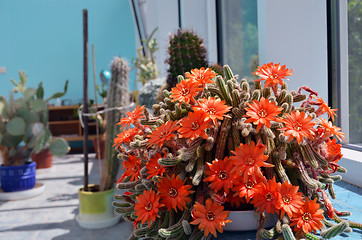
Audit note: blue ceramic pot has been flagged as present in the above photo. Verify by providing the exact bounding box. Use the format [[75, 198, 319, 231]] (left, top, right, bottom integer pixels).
[[0, 162, 36, 192]]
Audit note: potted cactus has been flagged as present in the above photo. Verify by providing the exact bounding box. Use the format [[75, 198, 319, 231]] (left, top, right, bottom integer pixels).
[[111, 64, 362, 239], [0, 71, 70, 192], [77, 56, 130, 229]]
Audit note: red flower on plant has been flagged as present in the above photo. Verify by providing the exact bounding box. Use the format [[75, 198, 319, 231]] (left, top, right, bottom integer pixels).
[[252, 177, 280, 214], [204, 157, 236, 193], [113, 128, 142, 148], [116, 105, 145, 130], [157, 174, 194, 212], [178, 109, 210, 140], [318, 118, 346, 142], [325, 138, 343, 163], [276, 181, 304, 218], [253, 62, 294, 87], [134, 189, 164, 227], [185, 67, 216, 86], [312, 96, 338, 121], [194, 97, 231, 125], [233, 175, 265, 202], [226, 193, 246, 208], [170, 79, 203, 106], [290, 198, 324, 234], [190, 198, 231, 238], [279, 111, 315, 143], [117, 154, 141, 183], [244, 97, 283, 132], [146, 153, 165, 179], [147, 121, 179, 148], [230, 141, 273, 182]]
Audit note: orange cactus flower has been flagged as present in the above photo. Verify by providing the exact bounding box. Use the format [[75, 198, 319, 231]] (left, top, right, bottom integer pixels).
[[318, 118, 346, 142], [253, 62, 294, 87], [113, 128, 142, 148], [178, 109, 210, 140], [325, 138, 343, 163], [204, 157, 236, 194], [276, 181, 304, 218], [116, 105, 145, 130], [134, 189, 164, 227], [279, 111, 316, 143], [185, 67, 216, 86], [233, 175, 265, 202], [170, 79, 203, 106], [194, 97, 231, 125], [147, 121, 179, 148], [190, 198, 231, 238], [252, 177, 281, 214], [146, 153, 165, 179], [312, 96, 338, 121], [290, 198, 324, 234], [157, 174, 194, 212], [117, 154, 141, 183], [244, 97, 283, 132], [230, 141, 273, 182]]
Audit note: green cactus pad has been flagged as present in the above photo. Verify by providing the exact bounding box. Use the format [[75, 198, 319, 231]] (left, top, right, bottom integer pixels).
[[30, 99, 46, 112], [6, 117, 26, 136], [48, 138, 70, 156]]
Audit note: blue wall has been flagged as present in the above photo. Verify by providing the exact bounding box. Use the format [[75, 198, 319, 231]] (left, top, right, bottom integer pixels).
[[0, 0, 136, 104]]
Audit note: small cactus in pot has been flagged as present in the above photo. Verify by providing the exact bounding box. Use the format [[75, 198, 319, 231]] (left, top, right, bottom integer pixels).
[[0, 71, 69, 167]]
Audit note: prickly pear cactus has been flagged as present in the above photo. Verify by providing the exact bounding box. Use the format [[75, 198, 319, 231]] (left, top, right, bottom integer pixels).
[[111, 63, 361, 239], [100, 57, 130, 191], [0, 71, 69, 166], [165, 29, 208, 90]]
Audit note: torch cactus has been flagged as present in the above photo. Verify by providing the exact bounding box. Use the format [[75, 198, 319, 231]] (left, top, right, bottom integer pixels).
[[0, 71, 69, 166], [112, 63, 360, 239], [100, 56, 130, 191]]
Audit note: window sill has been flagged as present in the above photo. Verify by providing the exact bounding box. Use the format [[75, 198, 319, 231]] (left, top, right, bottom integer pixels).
[[340, 148, 362, 188]]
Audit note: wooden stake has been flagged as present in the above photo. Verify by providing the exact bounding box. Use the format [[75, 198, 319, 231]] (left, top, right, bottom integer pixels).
[[83, 9, 89, 192]]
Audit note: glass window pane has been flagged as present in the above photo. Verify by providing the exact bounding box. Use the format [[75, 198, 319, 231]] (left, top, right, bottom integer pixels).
[[220, 0, 258, 80], [348, 1, 362, 144]]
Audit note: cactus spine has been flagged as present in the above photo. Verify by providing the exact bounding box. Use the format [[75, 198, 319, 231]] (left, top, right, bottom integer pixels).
[[100, 57, 130, 191]]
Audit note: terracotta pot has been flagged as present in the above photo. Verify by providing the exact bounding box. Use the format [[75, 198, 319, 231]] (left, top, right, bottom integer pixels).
[[92, 138, 105, 160], [31, 149, 53, 169]]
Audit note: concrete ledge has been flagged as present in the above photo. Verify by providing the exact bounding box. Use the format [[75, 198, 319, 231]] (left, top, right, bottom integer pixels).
[[340, 148, 362, 188]]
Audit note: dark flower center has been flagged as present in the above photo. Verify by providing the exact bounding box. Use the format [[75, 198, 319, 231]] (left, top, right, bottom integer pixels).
[[265, 192, 274, 202], [244, 155, 255, 165], [168, 187, 178, 198], [207, 108, 216, 115], [190, 122, 200, 130], [159, 131, 169, 138], [293, 122, 302, 131], [245, 180, 255, 189], [218, 170, 228, 180], [181, 88, 190, 96], [145, 202, 153, 211], [302, 212, 312, 222], [258, 109, 267, 118], [282, 194, 292, 204], [132, 166, 138, 172], [206, 211, 215, 221], [270, 74, 279, 80]]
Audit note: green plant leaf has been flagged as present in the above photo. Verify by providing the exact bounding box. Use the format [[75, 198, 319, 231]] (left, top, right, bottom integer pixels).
[[1, 134, 23, 147], [45, 80, 68, 102], [30, 99, 46, 112], [32, 122, 44, 136], [16, 106, 30, 120], [24, 88, 36, 101], [49, 138, 69, 156], [6, 117, 26, 136], [33, 128, 51, 153], [36, 82, 44, 99]]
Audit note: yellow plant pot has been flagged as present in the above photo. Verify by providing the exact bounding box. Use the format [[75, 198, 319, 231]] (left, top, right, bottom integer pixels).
[[78, 184, 114, 222]]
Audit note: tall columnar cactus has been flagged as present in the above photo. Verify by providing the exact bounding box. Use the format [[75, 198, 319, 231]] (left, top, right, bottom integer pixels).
[[100, 57, 130, 191], [165, 29, 208, 90], [0, 71, 69, 166], [112, 64, 360, 239]]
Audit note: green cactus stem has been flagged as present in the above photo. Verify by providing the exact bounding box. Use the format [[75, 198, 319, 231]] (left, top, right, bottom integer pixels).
[[282, 224, 296, 240], [320, 221, 349, 239], [100, 57, 130, 191]]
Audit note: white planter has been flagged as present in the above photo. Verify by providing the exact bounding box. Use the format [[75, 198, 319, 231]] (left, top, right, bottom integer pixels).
[[224, 210, 276, 231]]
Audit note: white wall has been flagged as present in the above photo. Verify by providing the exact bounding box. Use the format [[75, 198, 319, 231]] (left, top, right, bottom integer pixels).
[[137, 0, 217, 78], [257, 0, 328, 102]]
